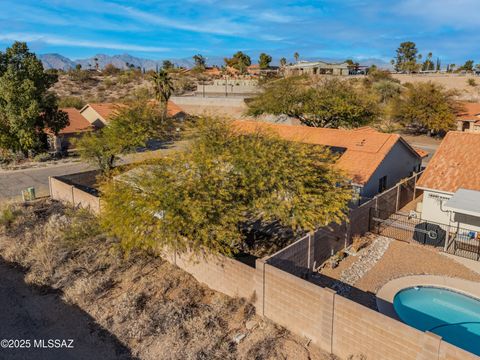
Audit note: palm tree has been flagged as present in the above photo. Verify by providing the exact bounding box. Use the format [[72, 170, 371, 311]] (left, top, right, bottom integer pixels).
[[150, 70, 174, 115], [279, 57, 287, 67], [294, 52, 299, 63]]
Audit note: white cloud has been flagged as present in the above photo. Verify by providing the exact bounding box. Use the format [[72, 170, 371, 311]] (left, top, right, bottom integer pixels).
[[119, 6, 256, 36], [0, 33, 170, 52]]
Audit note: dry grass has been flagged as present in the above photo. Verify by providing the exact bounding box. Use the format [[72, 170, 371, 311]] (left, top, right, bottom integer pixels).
[[0, 199, 334, 360]]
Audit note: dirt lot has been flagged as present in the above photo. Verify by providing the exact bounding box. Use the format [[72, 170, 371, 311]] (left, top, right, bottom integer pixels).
[[392, 73, 480, 101], [0, 200, 334, 360]]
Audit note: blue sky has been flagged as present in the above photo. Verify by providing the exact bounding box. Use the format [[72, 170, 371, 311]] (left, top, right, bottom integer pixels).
[[1, 0, 479, 64]]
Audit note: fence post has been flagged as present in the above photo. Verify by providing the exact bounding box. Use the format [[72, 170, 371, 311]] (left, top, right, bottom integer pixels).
[[413, 173, 417, 200], [395, 184, 400, 212], [71, 185, 75, 206], [307, 233, 312, 270]]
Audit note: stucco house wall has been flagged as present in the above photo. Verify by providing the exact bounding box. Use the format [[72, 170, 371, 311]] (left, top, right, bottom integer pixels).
[[361, 141, 422, 199], [421, 189, 480, 232], [80, 107, 107, 128]]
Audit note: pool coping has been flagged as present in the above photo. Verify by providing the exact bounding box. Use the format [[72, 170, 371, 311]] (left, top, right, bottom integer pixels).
[[376, 275, 480, 320]]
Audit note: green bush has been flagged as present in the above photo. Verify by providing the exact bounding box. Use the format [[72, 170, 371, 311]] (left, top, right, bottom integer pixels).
[[33, 152, 52, 162], [0, 206, 19, 228], [467, 78, 477, 87], [58, 96, 86, 109]]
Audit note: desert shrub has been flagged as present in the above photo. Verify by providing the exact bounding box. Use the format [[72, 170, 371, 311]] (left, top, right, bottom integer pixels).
[[103, 78, 115, 89], [61, 208, 102, 249], [33, 152, 52, 162], [68, 69, 92, 82], [57, 96, 86, 109], [0, 205, 19, 228], [103, 63, 121, 76], [467, 78, 477, 87]]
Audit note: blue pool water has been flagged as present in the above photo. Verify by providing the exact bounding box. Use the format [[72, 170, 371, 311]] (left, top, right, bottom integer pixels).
[[394, 286, 480, 356]]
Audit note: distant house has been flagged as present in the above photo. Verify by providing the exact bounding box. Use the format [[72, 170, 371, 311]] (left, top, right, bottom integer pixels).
[[80, 100, 186, 126], [203, 67, 222, 77], [416, 131, 480, 234], [284, 61, 350, 76], [79, 103, 120, 128], [49, 108, 94, 151], [456, 102, 480, 133], [233, 121, 425, 201]]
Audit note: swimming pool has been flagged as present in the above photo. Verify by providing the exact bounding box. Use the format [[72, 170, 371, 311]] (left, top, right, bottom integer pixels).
[[394, 286, 480, 356]]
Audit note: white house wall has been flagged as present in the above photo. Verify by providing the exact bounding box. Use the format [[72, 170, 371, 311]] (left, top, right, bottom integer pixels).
[[80, 107, 107, 127], [421, 190, 480, 233]]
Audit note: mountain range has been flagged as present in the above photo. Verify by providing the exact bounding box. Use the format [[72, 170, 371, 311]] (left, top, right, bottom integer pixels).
[[39, 53, 390, 71]]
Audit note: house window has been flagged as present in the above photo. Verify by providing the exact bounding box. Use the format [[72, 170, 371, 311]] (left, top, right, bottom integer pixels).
[[378, 176, 387, 193]]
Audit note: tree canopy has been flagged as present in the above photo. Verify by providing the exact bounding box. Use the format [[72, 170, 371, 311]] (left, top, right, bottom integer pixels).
[[392, 82, 460, 133], [224, 51, 251, 73], [247, 76, 379, 128], [0, 41, 68, 153], [100, 118, 352, 256], [75, 100, 175, 174], [259, 53, 272, 69], [193, 54, 206, 69], [394, 41, 419, 73], [150, 69, 174, 106]]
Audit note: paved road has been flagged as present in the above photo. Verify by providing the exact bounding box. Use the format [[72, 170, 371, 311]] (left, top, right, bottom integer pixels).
[[0, 261, 134, 360], [0, 163, 92, 201], [0, 142, 188, 202]]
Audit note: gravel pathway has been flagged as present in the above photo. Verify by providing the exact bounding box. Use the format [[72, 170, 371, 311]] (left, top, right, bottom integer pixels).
[[332, 236, 391, 295]]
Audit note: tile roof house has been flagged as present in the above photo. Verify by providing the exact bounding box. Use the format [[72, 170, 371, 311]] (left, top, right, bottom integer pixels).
[[416, 131, 480, 236], [49, 108, 94, 151], [233, 120, 424, 200], [80, 100, 186, 127], [456, 102, 480, 133], [79, 103, 122, 128]]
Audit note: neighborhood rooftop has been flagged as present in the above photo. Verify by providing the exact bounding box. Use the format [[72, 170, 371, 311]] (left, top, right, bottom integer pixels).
[[232, 120, 423, 185], [57, 108, 93, 134], [416, 131, 480, 193]]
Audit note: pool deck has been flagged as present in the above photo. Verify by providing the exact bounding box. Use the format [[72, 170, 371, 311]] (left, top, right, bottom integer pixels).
[[376, 275, 480, 319]]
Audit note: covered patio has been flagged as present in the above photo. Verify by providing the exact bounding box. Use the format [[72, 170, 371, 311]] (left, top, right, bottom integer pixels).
[[444, 189, 480, 260]]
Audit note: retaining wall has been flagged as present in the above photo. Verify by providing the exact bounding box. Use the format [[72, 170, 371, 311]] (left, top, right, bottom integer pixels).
[[49, 175, 101, 213]]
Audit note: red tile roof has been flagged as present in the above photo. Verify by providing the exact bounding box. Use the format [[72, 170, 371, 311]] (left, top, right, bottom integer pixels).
[[232, 121, 420, 185], [59, 108, 93, 134], [457, 102, 480, 121], [85, 103, 122, 122], [416, 131, 480, 193], [166, 101, 184, 117]]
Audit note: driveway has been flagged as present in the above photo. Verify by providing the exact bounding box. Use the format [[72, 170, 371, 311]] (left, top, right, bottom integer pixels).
[[0, 261, 134, 360], [401, 134, 441, 165]]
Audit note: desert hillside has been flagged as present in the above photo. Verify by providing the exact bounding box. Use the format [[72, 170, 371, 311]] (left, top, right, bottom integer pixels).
[[0, 200, 334, 360], [392, 74, 480, 101], [51, 71, 197, 105]]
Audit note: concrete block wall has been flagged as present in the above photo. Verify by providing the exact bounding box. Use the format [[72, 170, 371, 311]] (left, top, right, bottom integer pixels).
[[168, 252, 257, 301], [262, 262, 335, 352], [257, 262, 478, 360], [333, 294, 434, 360], [49, 176, 101, 214]]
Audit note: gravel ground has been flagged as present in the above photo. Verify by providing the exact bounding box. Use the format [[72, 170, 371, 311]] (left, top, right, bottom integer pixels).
[[355, 240, 480, 293], [319, 236, 480, 309]]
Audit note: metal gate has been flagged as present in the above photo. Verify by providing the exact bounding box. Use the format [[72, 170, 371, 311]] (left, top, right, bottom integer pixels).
[[369, 208, 447, 248]]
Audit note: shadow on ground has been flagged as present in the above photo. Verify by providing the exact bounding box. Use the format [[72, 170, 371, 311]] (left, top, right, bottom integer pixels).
[[0, 260, 137, 360]]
